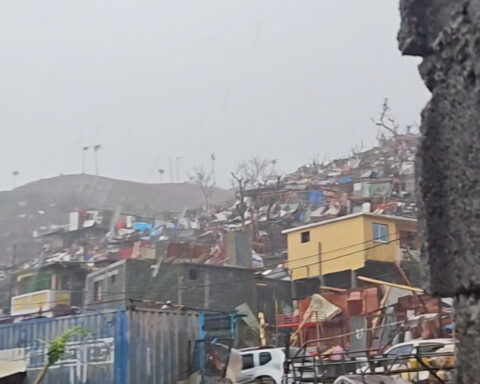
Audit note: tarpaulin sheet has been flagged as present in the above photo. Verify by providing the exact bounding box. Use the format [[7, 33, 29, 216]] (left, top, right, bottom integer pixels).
[[305, 294, 342, 322]]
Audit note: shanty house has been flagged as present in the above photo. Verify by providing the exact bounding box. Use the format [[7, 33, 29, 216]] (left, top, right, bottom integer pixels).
[[283, 213, 418, 285]]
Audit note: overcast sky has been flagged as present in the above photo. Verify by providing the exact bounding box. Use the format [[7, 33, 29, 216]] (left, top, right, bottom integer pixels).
[[0, 0, 429, 190]]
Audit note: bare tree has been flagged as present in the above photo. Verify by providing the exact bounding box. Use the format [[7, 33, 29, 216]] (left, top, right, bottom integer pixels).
[[231, 172, 249, 229], [189, 166, 215, 212], [236, 157, 277, 188], [373, 99, 412, 174]]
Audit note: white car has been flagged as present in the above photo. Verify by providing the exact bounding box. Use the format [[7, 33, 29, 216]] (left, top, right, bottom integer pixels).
[[236, 347, 285, 384], [357, 338, 456, 380], [382, 338, 455, 360]]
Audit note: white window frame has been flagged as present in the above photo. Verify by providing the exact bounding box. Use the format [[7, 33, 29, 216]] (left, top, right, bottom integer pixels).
[[372, 223, 389, 243]]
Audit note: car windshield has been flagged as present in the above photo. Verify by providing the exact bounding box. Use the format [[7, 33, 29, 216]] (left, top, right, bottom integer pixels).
[[386, 344, 414, 358]]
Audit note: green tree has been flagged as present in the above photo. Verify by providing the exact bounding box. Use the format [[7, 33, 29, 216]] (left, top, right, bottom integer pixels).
[[34, 326, 88, 384]]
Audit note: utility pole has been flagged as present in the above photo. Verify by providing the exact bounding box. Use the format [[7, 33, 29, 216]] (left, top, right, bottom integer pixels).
[[158, 169, 165, 183], [93, 144, 102, 176], [82, 146, 89, 174], [175, 156, 182, 182], [169, 158, 173, 182]]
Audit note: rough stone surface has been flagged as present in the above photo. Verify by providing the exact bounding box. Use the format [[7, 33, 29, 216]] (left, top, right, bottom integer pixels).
[[399, 0, 480, 297], [454, 293, 480, 383], [399, 1, 480, 382]]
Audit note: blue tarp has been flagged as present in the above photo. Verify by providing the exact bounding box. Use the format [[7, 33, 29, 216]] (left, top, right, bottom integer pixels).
[[308, 190, 323, 204], [338, 176, 352, 184], [133, 222, 153, 232]]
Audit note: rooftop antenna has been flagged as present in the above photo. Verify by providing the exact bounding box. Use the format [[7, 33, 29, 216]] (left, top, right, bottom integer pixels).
[[93, 144, 102, 176]]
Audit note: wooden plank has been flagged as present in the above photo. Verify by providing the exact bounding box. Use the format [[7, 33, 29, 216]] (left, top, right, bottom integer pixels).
[[370, 286, 391, 339], [320, 285, 348, 293], [357, 276, 424, 293]]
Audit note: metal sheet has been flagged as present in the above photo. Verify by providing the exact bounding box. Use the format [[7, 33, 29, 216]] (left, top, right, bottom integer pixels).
[[0, 309, 199, 384], [0, 310, 126, 384], [127, 309, 199, 384], [349, 316, 367, 357]]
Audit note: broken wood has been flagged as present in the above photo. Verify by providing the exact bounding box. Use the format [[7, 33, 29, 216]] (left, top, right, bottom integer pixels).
[[357, 276, 424, 293], [371, 286, 391, 339], [395, 261, 428, 311]]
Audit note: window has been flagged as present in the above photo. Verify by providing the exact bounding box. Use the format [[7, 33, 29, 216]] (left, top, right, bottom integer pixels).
[[417, 344, 445, 355], [189, 269, 198, 280], [93, 281, 102, 302], [301, 231, 310, 243], [259, 352, 272, 366], [241, 354, 254, 370], [386, 344, 413, 357], [372, 223, 388, 243], [110, 274, 116, 284]]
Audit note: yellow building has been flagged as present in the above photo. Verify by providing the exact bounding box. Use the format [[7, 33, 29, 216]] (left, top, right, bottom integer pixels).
[[282, 213, 418, 281]]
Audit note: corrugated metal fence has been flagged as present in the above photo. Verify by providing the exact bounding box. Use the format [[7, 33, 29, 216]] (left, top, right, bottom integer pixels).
[[0, 309, 199, 384]]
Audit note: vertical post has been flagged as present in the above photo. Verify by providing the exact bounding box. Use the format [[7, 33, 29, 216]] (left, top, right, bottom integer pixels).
[[197, 312, 205, 384], [204, 272, 210, 309], [94, 150, 98, 175], [169, 158, 173, 182], [82, 146, 89, 174], [318, 242, 324, 287], [177, 265, 183, 305], [93, 144, 102, 176], [351, 270, 357, 289], [211, 153, 216, 186]]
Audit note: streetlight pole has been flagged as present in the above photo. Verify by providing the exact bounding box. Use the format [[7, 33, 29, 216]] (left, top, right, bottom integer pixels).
[[158, 169, 165, 183], [93, 144, 102, 176], [82, 146, 89, 174], [12, 171, 19, 189]]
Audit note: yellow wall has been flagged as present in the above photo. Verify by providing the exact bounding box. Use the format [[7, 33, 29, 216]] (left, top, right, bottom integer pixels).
[[364, 216, 398, 262], [287, 216, 366, 280], [287, 215, 417, 280], [364, 217, 417, 262], [11, 290, 70, 315]]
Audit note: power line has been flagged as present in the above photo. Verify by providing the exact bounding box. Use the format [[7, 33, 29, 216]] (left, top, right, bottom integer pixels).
[[10, 239, 417, 305], [259, 231, 403, 271], [287, 237, 402, 272]]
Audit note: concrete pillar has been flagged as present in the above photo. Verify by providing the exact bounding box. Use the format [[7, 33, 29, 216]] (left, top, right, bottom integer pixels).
[[398, 1, 480, 382]]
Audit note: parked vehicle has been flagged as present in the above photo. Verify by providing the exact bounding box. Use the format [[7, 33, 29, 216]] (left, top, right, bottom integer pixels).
[[383, 338, 455, 359], [237, 347, 285, 384], [357, 338, 456, 380]]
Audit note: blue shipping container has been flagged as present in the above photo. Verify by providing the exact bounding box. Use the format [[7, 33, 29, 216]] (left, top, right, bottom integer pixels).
[[0, 309, 199, 384]]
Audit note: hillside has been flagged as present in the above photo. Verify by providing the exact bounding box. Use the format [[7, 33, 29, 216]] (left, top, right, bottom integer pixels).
[[0, 174, 233, 264]]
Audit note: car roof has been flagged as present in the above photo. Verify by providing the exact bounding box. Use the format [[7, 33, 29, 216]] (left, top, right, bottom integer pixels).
[[385, 338, 456, 351], [239, 347, 284, 354]]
